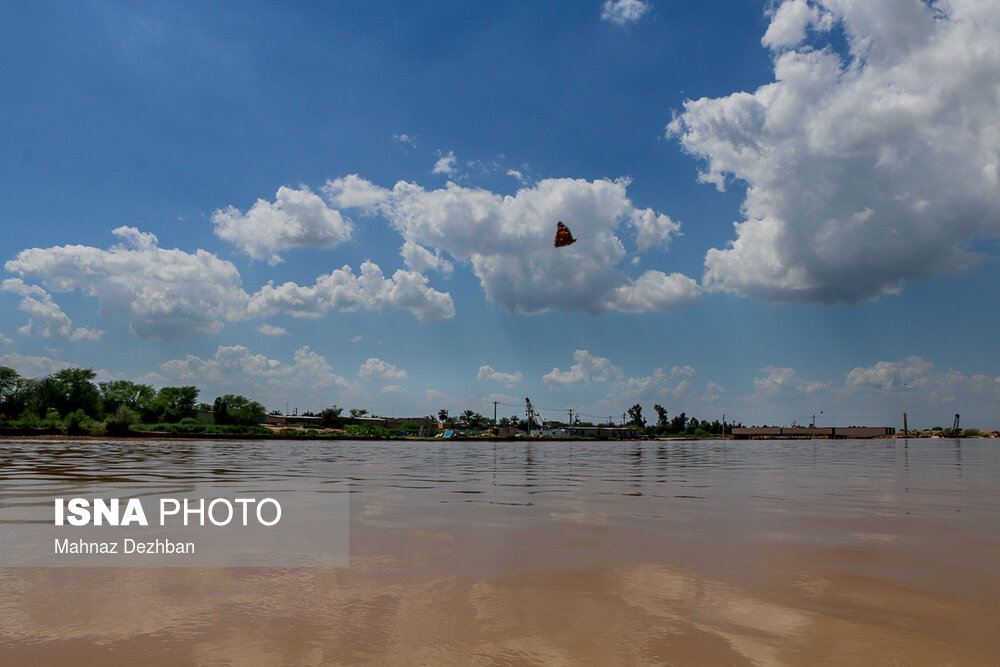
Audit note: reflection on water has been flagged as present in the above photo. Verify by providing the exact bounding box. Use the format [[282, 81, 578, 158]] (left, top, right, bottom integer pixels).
[[2, 437, 999, 665]]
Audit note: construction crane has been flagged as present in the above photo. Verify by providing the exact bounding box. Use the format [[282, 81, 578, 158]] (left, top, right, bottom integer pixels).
[[525, 398, 540, 434]]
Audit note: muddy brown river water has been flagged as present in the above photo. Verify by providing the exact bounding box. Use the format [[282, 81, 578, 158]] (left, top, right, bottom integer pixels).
[[1, 437, 998, 665]]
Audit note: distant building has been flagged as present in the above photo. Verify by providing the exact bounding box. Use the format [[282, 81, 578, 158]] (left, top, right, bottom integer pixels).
[[383, 416, 435, 431], [731, 426, 895, 439], [265, 414, 321, 426], [565, 426, 640, 439]]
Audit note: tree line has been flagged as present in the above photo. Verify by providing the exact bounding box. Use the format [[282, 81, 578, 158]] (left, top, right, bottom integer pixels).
[[0, 366, 266, 435], [626, 403, 737, 437], [0, 366, 737, 439]]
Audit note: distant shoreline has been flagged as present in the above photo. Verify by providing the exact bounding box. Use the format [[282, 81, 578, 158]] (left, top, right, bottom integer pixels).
[[1, 430, 995, 442]]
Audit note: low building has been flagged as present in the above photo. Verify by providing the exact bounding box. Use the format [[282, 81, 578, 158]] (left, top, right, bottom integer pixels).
[[566, 426, 640, 439], [383, 416, 436, 431], [265, 414, 321, 426], [731, 426, 895, 440]]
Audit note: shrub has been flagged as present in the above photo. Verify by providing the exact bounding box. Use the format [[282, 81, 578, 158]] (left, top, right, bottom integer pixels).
[[106, 406, 141, 435], [43, 409, 63, 429], [64, 409, 92, 435], [13, 410, 42, 429]]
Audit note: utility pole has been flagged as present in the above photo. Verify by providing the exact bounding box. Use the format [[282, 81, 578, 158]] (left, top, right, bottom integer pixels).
[[493, 401, 498, 424], [903, 412, 908, 436]]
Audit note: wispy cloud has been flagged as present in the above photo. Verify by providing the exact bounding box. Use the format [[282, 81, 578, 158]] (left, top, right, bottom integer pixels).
[[601, 0, 652, 26], [257, 324, 288, 336], [477, 365, 523, 384], [432, 150, 458, 175]]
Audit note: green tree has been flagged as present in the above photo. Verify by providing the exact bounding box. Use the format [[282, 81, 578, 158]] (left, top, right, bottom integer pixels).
[[670, 412, 687, 434], [319, 406, 344, 428], [627, 404, 646, 429], [653, 404, 669, 429], [400, 420, 421, 434], [213, 394, 266, 426], [438, 408, 450, 423], [39, 368, 101, 418], [458, 410, 484, 429], [148, 386, 200, 423], [350, 408, 369, 419], [99, 380, 155, 416], [0, 366, 25, 418], [13, 378, 43, 418]]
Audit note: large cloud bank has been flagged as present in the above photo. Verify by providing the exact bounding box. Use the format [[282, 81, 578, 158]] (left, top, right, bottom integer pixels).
[[4, 227, 453, 340], [669, 0, 1000, 303], [325, 176, 700, 315]]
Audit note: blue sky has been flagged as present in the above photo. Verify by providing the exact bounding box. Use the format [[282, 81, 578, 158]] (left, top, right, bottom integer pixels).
[[2, 0, 999, 429]]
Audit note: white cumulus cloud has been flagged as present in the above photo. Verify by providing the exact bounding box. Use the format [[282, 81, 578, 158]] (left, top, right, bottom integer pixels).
[[477, 365, 523, 384], [669, 0, 1000, 304], [160, 345, 289, 384], [358, 357, 407, 381], [247, 261, 454, 322], [543, 350, 624, 391], [324, 175, 696, 315], [257, 323, 289, 336], [160, 345, 349, 395], [0, 352, 85, 378], [761, 0, 833, 49], [754, 366, 829, 394], [5, 227, 248, 341], [401, 241, 454, 275], [2, 278, 103, 341], [845, 356, 1000, 408], [846, 356, 935, 391], [601, 0, 652, 26], [211, 186, 352, 265], [432, 151, 458, 175], [5, 227, 452, 340]]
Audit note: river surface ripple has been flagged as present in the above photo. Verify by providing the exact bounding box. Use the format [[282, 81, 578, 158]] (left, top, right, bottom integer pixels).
[[1, 437, 998, 665]]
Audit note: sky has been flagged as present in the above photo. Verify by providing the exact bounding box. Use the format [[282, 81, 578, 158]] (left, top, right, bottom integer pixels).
[[2, 0, 999, 429]]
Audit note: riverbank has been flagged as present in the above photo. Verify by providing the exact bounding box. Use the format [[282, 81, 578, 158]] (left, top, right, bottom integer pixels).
[[2, 427, 997, 442]]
